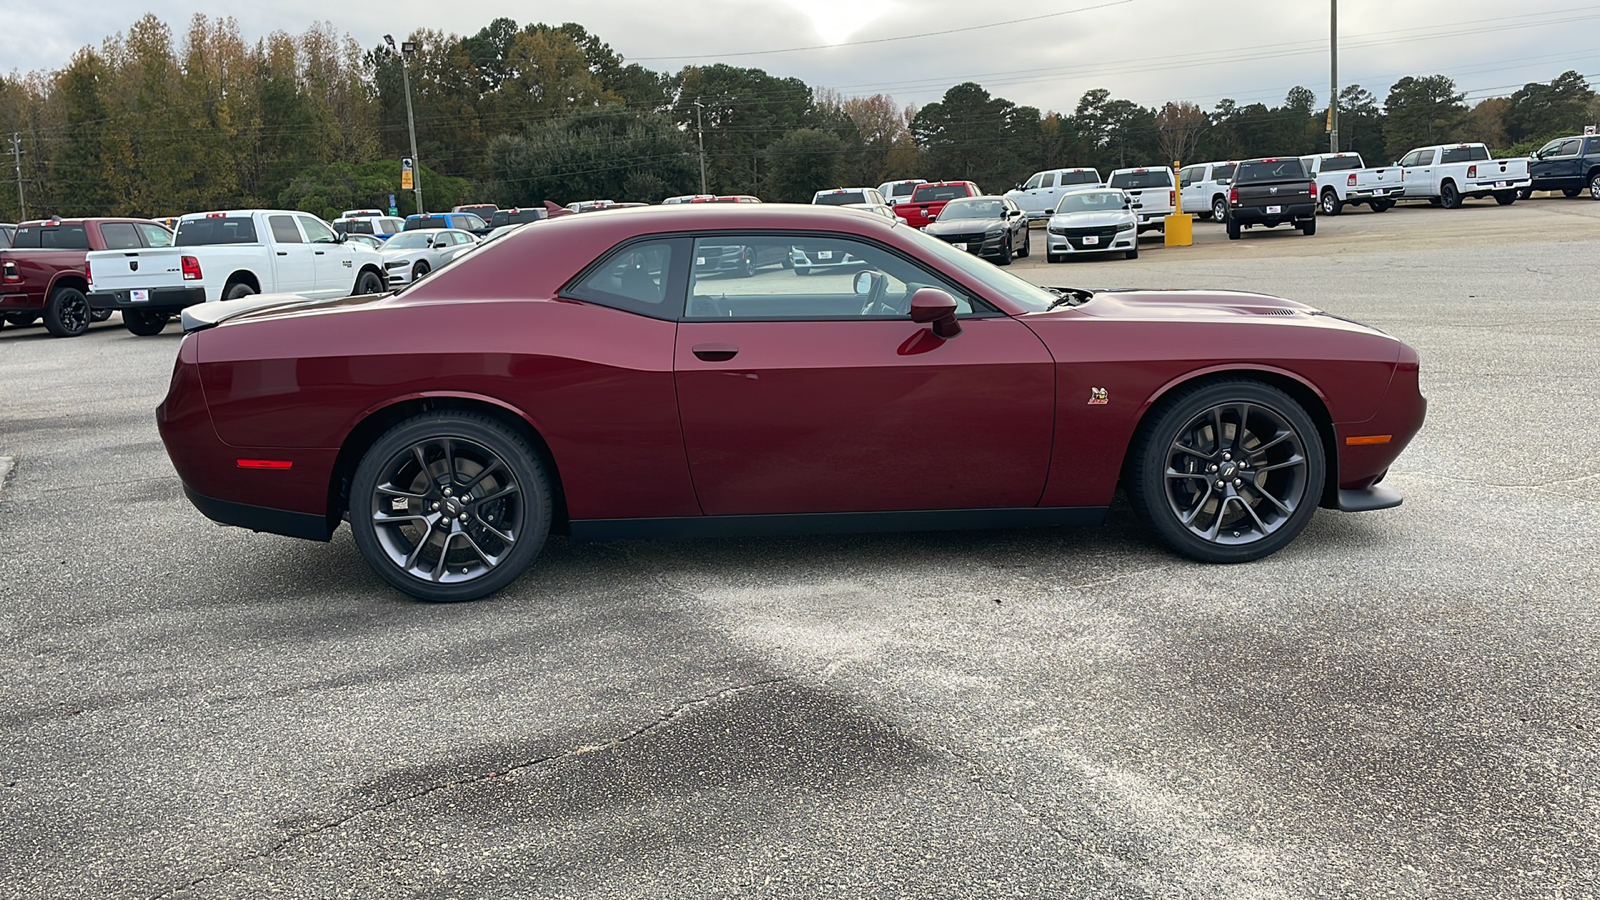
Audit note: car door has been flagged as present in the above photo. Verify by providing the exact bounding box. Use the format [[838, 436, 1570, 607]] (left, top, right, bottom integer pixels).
[[1400, 149, 1437, 195], [265, 214, 317, 295], [1179, 166, 1203, 214], [673, 232, 1056, 516], [297, 215, 354, 297], [1545, 138, 1584, 189]]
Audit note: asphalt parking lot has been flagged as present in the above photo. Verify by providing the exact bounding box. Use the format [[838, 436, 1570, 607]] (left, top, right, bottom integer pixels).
[[3, 196, 1599, 899]]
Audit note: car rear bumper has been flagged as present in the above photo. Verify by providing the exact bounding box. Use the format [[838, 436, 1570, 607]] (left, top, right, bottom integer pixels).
[[1230, 202, 1316, 224], [0, 292, 43, 313], [1346, 187, 1404, 201], [183, 483, 335, 541], [1464, 177, 1531, 193], [1337, 485, 1403, 512], [88, 287, 206, 312]]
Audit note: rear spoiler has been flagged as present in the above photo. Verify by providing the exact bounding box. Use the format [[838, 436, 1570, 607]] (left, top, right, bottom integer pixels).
[[181, 293, 319, 333]]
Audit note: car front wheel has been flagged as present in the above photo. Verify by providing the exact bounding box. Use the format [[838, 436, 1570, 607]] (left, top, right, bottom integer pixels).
[[1590, 173, 1600, 200], [1126, 379, 1325, 563], [124, 310, 169, 336], [350, 410, 553, 602], [356, 269, 386, 295]]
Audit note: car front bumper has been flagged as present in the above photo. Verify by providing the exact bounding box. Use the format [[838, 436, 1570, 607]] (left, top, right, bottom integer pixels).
[[1047, 228, 1137, 255]]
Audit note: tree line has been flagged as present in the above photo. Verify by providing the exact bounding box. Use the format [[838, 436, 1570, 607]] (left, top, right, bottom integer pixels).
[[0, 12, 1595, 222]]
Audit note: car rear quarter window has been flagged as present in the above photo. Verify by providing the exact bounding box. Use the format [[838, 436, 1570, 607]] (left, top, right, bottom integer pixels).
[[176, 217, 259, 246], [12, 224, 90, 250], [564, 238, 687, 320], [100, 223, 141, 250]]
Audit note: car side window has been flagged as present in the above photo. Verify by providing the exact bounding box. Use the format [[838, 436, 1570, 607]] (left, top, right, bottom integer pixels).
[[100, 223, 141, 250], [1022, 174, 1042, 190], [269, 215, 303, 244], [1559, 138, 1582, 156], [564, 238, 686, 320], [1039, 173, 1056, 188], [297, 216, 338, 244], [686, 234, 978, 321], [135, 223, 173, 247], [1398, 150, 1423, 167]]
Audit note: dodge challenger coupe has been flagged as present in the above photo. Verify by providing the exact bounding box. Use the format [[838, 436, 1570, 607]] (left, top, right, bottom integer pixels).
[[158, 205, 1425, 602]]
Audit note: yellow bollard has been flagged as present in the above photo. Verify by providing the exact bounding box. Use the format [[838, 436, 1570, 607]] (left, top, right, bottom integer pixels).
[[1164, 157, 1194, 247]]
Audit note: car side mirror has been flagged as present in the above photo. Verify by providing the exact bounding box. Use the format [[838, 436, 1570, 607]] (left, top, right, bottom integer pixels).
[[927, 212, 938, 221], [909, 287, 960, 338]]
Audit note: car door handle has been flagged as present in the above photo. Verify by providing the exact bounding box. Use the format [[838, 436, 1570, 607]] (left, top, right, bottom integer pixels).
[[314, 250, 326, 255], [692, 343, 739, 362], [276, 251, 288, 256]]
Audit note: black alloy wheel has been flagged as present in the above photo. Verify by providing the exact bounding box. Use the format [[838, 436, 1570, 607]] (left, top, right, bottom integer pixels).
[[1126, 380, 1325, 563], [44, 286, 90, 337], [739, 247, 757, 278], [1440, 181, 1462, 209], [124, 310, 169, 336], [356, 269, 386, 295], [350, 411, 552, 602]]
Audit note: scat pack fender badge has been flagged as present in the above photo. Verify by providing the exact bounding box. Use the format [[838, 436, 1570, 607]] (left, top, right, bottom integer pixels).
[[1088, 387, 1109, 406]]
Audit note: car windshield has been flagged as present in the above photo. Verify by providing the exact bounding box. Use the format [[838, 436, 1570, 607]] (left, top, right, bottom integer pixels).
[[815, 191, 868, 206], [1317, 156, 1363, 172], [1107, 170, 1171, 189], [1236, 159, 1308, 181], [939, 199, 1004, 219], [175, 217, 258, 245], [1055, 191, 1128, 214], [912, 184, 972, 202], [904, 227, 1058, 313], [384, 232, 440, 249]]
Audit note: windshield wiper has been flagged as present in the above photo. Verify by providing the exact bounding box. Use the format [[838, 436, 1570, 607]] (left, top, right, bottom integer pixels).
[[1044, 287, 1095, 310]]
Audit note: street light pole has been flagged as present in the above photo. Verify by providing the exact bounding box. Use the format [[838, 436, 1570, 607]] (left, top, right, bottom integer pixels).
[[693, 100, 708, 195], [1329, 0, 1340, 153], [11, 133, 24, 221], [386, 34, 424, 214]]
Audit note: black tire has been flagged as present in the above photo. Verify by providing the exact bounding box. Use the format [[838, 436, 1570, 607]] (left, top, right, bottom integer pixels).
[[1516, 187, 1532, 201], [795, 265, 811, 277], [3, 312, 38, 327], [1589, 172, 1600, 200], [1226, 217, 1241, 240], [737, 247, 757, 278], [1125, 243, 1139, 260], [1299, 217, 1317, 236], [224, 281, 256, 301], [1016, 229, 1030, 259], [1562, 188, 1582, 198], [1046, 251, 1063, 264], [996, 236, 1013, 266], [411, 261, 431, 283], [1212, 197, 1229, 222], [1494, 191, 1517, 206], [1440, 181, 1462, 209], [43, 285, 91, 337], [123, 310, 169, 336], [90, 308, 113, 322], [1371, 200, 1394, 213], [355, 269, 386, 295], [1124, 379, 1326, 564], [1320, 190, 1343, 216], [349, 410, 553, 602]]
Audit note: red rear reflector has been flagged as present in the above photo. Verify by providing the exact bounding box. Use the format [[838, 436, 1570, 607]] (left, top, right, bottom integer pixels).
[[1345, 435, 1393, 446], [181, 256, 202, 281], [237, 459, 294, 469]]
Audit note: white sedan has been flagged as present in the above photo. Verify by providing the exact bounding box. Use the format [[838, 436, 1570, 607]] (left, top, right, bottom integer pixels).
[[1044, 189, 1141, 262], [380, 229, 479, 285]]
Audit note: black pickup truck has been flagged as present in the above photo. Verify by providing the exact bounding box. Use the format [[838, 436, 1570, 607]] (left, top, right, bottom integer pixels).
[[1528, 134, 1600, 200], [1225, 158, 1317, 239]]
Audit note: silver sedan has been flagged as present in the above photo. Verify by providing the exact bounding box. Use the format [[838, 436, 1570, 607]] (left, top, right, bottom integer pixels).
[[380, 228, 480, 285]]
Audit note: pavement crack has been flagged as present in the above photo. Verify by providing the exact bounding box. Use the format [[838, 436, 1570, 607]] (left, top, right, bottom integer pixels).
[[145, 671, 818, 900]]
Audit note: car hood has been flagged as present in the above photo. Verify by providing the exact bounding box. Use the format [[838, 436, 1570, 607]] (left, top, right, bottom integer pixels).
[[1047, 210, 1134, 228], [1032, 288, 1389, 336], [924, 217, 1004, 234]]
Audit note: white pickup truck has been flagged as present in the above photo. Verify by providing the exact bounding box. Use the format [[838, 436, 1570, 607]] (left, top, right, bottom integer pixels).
[[1300, 152, 1405, 215], [1394, 143, 1530, 209], [86, 209, 388, 335], [1107, 166, 1176, 233]]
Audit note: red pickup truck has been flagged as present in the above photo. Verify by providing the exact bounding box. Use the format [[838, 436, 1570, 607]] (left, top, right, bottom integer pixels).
[[892, 181, 982, 229], [0, 218, 174, 337]]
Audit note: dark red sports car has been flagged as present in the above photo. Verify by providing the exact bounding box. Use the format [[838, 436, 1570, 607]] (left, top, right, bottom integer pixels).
[[158, 205, 1425, 601]]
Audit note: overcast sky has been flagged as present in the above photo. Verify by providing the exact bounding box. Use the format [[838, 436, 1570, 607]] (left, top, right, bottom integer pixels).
[[9, 0, 1600, 112]]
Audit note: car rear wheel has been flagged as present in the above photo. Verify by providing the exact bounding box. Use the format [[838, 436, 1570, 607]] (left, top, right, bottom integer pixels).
[[1494, 191, 1517, 205], [350, 411, 553, 602], [1440, 181, 1462, 209], [90, 308, 112, 322], [1320, 190, 1343, 215], [1212, 197, 1228, 222], [1299, 217, 1317, 236], [224, 281, 256, 301], [1226, 217, 1241, 240], [1126, 379, 1325, 563], [738, 247, 757, 278], [124, 310, 169, 336], [1563, 188, 1583, 198], [44, 286, 91, 337], [1371, 200, 1394, 212], [1016, 230, 1030, 259]]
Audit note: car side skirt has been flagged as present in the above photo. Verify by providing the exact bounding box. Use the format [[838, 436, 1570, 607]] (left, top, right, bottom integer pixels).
[[184, 485, 335, 542], [568, 507, 1108, 542]]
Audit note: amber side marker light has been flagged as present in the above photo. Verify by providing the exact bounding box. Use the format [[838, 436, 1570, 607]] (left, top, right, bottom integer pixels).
[[1345, 435, 1393, 446], [237, 459, 294, 469]]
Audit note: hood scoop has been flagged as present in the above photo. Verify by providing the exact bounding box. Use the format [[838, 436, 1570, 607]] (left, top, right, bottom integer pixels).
[[1075, 290, 1321, 320]]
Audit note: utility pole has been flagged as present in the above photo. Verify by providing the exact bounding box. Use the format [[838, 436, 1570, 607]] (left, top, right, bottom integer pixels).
[[1329, 0, 1340, 153], [386, 34, 424, 214], [693, 100, 708, 195], [11, 133, 25, 222]]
